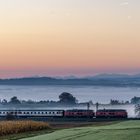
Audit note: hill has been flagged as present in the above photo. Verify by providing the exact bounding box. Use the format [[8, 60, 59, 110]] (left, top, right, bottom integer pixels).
[[0, 74, 140, 86]]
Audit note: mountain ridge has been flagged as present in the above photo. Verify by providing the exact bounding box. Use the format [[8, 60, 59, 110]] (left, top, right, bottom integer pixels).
[[0, 74, 140, 86]]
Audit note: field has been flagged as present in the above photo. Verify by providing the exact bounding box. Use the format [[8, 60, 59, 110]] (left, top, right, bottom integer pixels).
[[21, 121, 140, 140], [0, 121, 50, 137]]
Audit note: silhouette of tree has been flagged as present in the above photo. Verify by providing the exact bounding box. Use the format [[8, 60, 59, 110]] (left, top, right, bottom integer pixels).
[[9, 96, 21, 104], [1, 99, 8, 105], [135, 104, 140, 118], [131, 97, 140, 104], [59, 92, 78, 105]]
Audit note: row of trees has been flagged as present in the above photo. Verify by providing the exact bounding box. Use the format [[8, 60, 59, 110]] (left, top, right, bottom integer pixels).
[[110, 99, 130, 105], [110, 97, 140, 105], [0, 92, 78, 105], [1, 93, 140, 106]]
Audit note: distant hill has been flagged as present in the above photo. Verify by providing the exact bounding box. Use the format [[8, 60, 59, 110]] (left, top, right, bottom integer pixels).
[[88, 74, 131, 79], [0, 74, 140, 87]]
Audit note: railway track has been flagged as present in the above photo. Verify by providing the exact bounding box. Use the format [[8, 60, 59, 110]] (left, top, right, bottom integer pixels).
[[1, 117, 139, 122]]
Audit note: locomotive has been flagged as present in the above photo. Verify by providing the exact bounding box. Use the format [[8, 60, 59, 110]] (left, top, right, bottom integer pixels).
[[96, 109, 128, 118], [0, 109, 128, 119]]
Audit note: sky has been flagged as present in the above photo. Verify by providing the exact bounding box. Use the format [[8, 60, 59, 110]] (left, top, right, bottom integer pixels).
[[0, 0, 140, 78]]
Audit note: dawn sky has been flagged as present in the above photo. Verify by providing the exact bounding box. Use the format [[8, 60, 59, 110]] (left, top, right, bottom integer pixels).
[[0, 0, 140, 78]]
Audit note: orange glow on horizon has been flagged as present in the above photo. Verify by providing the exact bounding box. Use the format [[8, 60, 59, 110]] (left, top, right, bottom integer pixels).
[[0, 0, 140, 78]]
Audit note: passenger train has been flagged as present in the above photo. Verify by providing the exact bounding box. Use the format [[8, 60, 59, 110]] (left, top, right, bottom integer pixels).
[[0, 109, 128, 119]]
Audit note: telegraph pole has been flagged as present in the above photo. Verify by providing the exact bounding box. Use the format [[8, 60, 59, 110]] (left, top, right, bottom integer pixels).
[[87, 102, 90, 110], [96, 102, 99, 112]]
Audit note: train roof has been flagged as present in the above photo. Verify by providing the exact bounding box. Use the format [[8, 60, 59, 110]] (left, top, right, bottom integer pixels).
[[66, 109, 94, 111], [0, 110, 64, 112], [97, 109, 127, 112]]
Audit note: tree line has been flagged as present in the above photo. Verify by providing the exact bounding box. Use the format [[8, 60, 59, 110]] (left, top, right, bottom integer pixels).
[[0, 92, 78, 106], [0, 92, 140, 106]]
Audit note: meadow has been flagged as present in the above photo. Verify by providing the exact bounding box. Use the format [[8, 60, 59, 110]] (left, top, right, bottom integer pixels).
[[22, 121, 140, 140]]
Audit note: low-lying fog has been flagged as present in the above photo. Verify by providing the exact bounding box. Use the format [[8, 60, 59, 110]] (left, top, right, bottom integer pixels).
[[0, 85, 139, 118], [0, 85, 140, 103]]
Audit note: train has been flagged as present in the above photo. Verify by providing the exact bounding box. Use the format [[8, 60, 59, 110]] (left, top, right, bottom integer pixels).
[[96, 109, 128, 118], [0, 109, 128, 119]]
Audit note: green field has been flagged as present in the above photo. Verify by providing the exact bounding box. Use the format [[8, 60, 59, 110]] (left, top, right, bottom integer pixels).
[[21, 121, 140, 140]]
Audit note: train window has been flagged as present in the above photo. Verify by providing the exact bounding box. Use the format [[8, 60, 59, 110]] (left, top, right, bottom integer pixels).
[[109, 113, 114, 115], [45, 112, 48, 114], [42, 112, 44, 114], [49, 112, 51, 114], [100, 112, 105, 115], [38, 112, 40, 114], [34, 112, 36, 114], [31, 112, 33, 114], [53, 112, 55, 114], [0, 112, 1, 114]]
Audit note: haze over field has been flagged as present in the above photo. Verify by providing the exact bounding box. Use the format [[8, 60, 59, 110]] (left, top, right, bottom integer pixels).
[[0, 0, 140, 78]]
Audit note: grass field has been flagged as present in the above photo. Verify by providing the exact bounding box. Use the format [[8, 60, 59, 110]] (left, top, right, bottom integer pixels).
[[21, 121, 140, 140]]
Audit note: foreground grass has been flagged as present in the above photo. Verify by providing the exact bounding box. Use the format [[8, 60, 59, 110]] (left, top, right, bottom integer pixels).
[[0, 121, 117, 140], [21, 121, 140, 140], [0, 121, 50, 138], [0, 129, 53, 140]]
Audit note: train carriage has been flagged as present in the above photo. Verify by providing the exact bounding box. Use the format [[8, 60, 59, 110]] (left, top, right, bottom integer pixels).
[[0, 110, 64, 118], [96, 109, 128, 118], [64, 109, 95, 118]]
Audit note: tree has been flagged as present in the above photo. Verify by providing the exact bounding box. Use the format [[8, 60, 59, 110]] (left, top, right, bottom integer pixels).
[[131, 97, 140, 104], [1, 99, 8, 105], [9, 96, 21, 104], [59, 92, 77, 105], [135, 104, 140, 118], [110, 99, 120, 105]]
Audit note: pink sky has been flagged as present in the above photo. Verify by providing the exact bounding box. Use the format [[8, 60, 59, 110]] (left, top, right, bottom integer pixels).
[[0, 0, 140, 78]]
